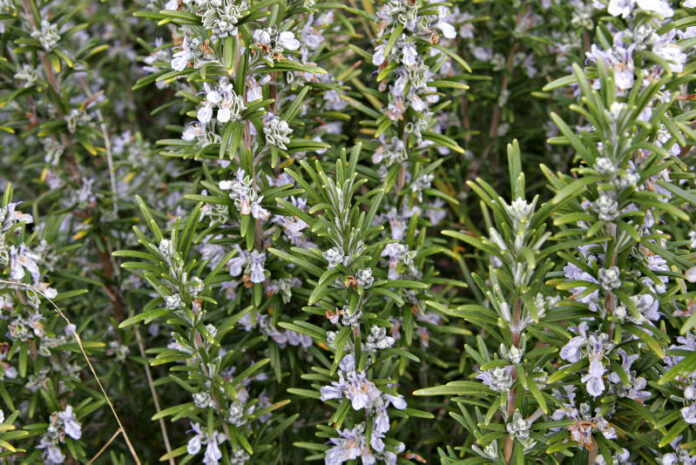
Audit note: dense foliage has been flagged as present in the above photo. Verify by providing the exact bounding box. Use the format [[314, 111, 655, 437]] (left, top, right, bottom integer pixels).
[[2, 0, 696, 463]]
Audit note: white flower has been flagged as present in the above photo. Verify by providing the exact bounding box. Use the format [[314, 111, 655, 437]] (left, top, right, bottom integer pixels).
[[402, 42, 418, 67], [689, 231, 696, 249], [187, 433, 202, 455], [251, 199, 270, 220], [372, 44, 386, 66], [472, 46, 493, 62], [560, 336, 586, 363], [58, 406, 82, 440], [278, 31, 300, 50], [205, 85, 222, 105], [325, 426, 364, 465], [253, 28, 272, 45], [581, 356, 606, 397], [10, 244, 41, 284], [198, 78, 245, 125], [198, 104, 214, 124], [607, 0, 634, 17], [229, 246, 249, 277], [219, 169, 256, 215], [187, 423, 226, 465], [366, 325, 394, 352], [654, 42, 686, 73], [249, 251, 266, 284], [39, 437, 65, 465], [681, 404, 696, 424], [636, 0, 673, 16], [183, 122, 205, 141], [203, 435, 224, 465], [218, 88, 245, 122], [228, 401, 247, 426], [507, 198, 533, 224], [685, 267, 696, 283], [171, 49, 192, 71], [247, 75, 270, 102], [435, 7, 457, 39]]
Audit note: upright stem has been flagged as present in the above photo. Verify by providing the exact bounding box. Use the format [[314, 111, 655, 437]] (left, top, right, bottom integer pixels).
[[503, 296, 522, 464], [195, 331, 235, 446], [135, 327, 175, 464], [236, 37, 264, 254], [21, 0, 81, 185], [606, 222, 617, 338], [248, 123, 264, 253], [468, 6, 529, 187], [395, 124, 409, 194]]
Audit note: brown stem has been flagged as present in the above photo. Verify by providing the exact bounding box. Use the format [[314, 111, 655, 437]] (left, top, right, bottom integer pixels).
[[587, 438, 598, 464], [21, 0, 81, 185], [97, 246, 124, 321], [395, 124, 409, 194], [469, 7, 529, 188], [243, 64, 264, 253], [606, 222, 617, 338], [503, 296, 522, 464], [195, 331, 235, 446], [22, 1, 126, 325], [395, 164, 407, 194]]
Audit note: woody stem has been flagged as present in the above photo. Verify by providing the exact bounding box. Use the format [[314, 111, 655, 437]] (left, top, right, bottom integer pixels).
[[503, 296, 522, 464]]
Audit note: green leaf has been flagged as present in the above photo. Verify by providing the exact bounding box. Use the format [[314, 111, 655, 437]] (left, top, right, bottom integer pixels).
[[159, 445, 188, 461], [551, 176, 602, 205], [278, 321, 326, 342], [656, 180, 696, 206], [287, 388, 321, 399], [330, 326, 352, 375], [541, 74, 578, 92], [223, 35, 236, 70], [282, 86, 310, 122], [158, 9, 201, 24], [151, 403, 194, 420], [549, 112, 591, 161], [413, 381, 490, 396], [269, 247, 324, 276], [659, 351, 696, 385], [118, 308, 169, 328], [659, 419, 689, 448], [430, 43, 471, 73]]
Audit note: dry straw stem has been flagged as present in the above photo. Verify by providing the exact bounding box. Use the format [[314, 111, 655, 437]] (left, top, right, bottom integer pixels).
[[76, 79, 176, 463], [0, 280, 141, 465], [86, 428, 122, 465]]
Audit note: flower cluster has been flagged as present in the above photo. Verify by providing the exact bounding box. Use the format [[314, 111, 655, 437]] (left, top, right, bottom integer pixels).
[[37, 406, 82, 465], [3, 0, 696, 463]]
